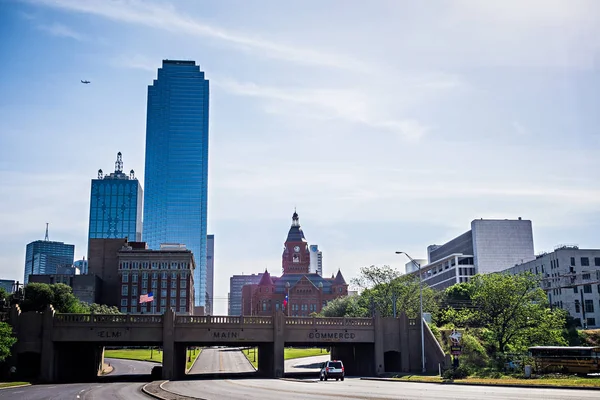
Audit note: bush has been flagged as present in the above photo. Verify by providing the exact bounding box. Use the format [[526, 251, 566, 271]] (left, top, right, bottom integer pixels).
[[443, 366, 470, 380]]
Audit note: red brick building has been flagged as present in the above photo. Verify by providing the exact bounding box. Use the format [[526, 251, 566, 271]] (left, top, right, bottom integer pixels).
[[241, 211, 348, 316]]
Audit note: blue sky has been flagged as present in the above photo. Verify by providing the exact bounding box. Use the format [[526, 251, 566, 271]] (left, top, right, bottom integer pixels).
[[1, 0, 599, 314]]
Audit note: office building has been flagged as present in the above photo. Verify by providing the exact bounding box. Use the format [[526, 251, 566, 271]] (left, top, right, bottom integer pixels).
[[309, 245, 323, 276], [88, 238, 131, 307], [409, 218, 535, 291], [206, 234, 214, 314], [241, 211, 348, 316], [502, 246, 600, 329], [404, 259, 427, 274], [74, 259, 88, 275], [143, 60, 210, 308], [117, 242, 196, 314], [88, 152, 143, 242], [229, 273, 263, 316], [0, 280, 15, 294], [24, 233, 75, 284], [29, 274, 101, 304]]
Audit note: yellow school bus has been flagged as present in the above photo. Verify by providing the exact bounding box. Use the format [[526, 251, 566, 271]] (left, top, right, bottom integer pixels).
[[529, 346, 600, 374]]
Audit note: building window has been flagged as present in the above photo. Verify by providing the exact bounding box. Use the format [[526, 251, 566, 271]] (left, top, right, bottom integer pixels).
[[262, 302, 267, 311], [171, 272, 177, 279], [161, 307, 166, 313], [574, 286, 578, 293], [122, 272, 129, 283], [160, 299, 166, 306], [575, 300, 581, 313], [275, 303, 280, 311], [152, 281, 157, 289], [180, 298, 186, 306], [581, 257, 590, 266], [180, 290, 186, 297], [170, 299, 176, 307], [584, 285, 592, 294], [595, 257, 600, 267], [132, 287, 138, 296], [585, 300, 594, 313], [179, 306, 186, 313], [170, 289, 176, 297], [161, 281, 167, 289], [181, 272, 187, 279], [132, 273, 138, 283], [570, 257, 576, 266], [142, 279, 148, 289], [180, 280, 187, 289], [121, 285, 128, 295], [587, 318, 596, 327], [162, 272, 168, 280], [121, 299, 128, 306], [583, 273, 591, 280], [120, 307, 127, 313], [142, 272, 148, 279], [152, 272, 158, 279], [161, 289, 167, 297], [171, 280, 177, 289]]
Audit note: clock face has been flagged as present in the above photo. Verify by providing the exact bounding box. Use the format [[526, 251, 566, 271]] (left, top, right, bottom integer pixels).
[[293, 246, 300, 252]]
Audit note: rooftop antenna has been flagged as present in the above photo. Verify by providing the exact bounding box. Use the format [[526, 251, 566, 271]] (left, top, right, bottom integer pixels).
[[115, 152, 123, 173], [98, 169, 103, 179], [44, 223, 49, 241], [130, 169, 135, 180]]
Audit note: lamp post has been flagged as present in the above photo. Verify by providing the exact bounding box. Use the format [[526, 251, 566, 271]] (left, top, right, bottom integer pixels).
[[395, 251, 426, 374], [285, 282, 291, 316]]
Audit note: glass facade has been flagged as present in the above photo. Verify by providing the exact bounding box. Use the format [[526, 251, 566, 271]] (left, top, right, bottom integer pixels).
[[24, 240, 75, 284], [143, 60, 209, 307], [88, 153, 143, 242]]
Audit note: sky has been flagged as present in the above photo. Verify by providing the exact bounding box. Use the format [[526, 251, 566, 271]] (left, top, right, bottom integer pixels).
[[0, 0, 599, 315]]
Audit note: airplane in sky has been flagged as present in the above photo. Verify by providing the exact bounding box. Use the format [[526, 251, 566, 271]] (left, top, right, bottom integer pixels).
[[81, 80, 90, 84]]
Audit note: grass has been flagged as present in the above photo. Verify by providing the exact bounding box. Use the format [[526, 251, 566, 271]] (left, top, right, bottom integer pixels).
[[392, 374, 600, 388], [0, 382, 30, 389], [242, 347, 329, 369], [186, 348, 202, 371], [104, 348, 163, 363]]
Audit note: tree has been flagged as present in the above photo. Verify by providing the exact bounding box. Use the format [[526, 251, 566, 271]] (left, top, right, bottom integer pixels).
[[320, 295, 369, 318], [452, 273, 566, 353], [351, 265, 403, 289], [49, 284, 80, 313], [85, 303, 122, 314], [21, 283, 54, 312], [0, 322, 16, 362]]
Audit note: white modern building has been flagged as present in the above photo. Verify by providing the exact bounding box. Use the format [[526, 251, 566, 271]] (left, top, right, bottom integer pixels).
[[309, 244, 323, 276], [502, 246, 600, 329], [409, 218, 535, 290], [405, 259, 427, 274]]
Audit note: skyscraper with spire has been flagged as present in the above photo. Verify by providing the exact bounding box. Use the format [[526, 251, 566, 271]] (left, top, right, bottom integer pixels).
[[24, 225, 75, 284], [88, 152, 143, 242], [143, 60, 210, 309]]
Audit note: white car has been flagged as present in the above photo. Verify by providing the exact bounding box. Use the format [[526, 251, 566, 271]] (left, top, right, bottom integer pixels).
[[319, 360, 345, 381]]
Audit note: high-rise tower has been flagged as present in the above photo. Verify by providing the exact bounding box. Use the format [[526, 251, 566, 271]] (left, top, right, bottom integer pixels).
[[143, 60, 210, 308], [282, 211, 310, 274], [88, 152, 143, 243], [24, 225, 75, 284]]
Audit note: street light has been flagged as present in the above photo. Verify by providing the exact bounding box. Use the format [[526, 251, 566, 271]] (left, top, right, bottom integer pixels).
[[395, 251, 426, 374]]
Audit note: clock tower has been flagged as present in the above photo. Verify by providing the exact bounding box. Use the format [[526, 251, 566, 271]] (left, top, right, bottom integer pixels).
[[282, 210, 310, 274]]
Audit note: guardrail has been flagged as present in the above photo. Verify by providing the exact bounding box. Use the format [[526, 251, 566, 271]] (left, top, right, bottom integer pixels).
[[285, 317, 373, 326], [54, 314, 163, 324], [175, 315, 273, 325]]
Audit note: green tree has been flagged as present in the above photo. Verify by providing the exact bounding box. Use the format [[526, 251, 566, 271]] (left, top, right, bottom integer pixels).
[[453, 273, 566, 353], [49, 283, 80, 313], [351, 265, 402, 289], [86, 303, 122, 314], [320, 295, 369, 317], [0, 322, 16, 362], [21, 282, 54, 312]]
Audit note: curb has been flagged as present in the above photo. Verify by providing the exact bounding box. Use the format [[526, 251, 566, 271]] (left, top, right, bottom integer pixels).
[[0, 384, 31, 390], [141, 381, 169, 400], [279, 378, 319, 383], [185, 350, 202, 374], [360, 377, 600, 391]]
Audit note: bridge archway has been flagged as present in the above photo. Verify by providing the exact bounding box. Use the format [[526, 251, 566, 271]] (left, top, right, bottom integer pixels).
[[384, 350, 402, 372]]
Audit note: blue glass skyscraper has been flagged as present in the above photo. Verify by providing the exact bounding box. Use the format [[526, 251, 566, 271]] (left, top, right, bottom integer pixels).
[[143, 60, 209, 308], [24, 235, 75, 284], [88, 152, 143, 242]]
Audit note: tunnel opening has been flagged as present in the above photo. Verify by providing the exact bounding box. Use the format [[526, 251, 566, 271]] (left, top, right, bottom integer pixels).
[[178, 342, 263, 381], [384, 350, 402, 373]]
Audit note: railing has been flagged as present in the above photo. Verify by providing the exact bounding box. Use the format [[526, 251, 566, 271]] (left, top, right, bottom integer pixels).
[[285, 317, 373, 327], [54, 314, 163, 324], [176, 315, 272, 325]]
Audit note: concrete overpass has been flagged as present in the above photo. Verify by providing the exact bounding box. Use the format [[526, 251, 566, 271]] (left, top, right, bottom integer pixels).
[[8, 305, 447, 382]]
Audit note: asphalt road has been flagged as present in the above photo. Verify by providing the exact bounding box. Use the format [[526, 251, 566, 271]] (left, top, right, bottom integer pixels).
[[164, 378, 600, 400], [189, 347, 255, 374], [284, 354, 330, 373], [0, 358, 153, 400]]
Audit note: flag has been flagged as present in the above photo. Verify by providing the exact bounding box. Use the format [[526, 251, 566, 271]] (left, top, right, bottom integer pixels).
[[283, 294, 288, 308], [139, 292, 154, 304]]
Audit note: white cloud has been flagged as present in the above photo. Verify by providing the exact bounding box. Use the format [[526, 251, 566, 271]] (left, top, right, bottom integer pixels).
[[37, 21, 85, 41], [29, 0, 374, 72], [110, 54, 157, 72]]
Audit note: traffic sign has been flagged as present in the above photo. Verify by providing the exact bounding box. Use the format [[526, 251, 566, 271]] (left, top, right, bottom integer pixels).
[[450, 330, 462, 344], [450, 345, 462, 355]]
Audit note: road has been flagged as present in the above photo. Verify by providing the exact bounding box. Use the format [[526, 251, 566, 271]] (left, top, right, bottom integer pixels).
[[189, 347, 255, 374], [284, 354, 329, 373], [0, 358, 153, 400], [164, 378, 600, 400]]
